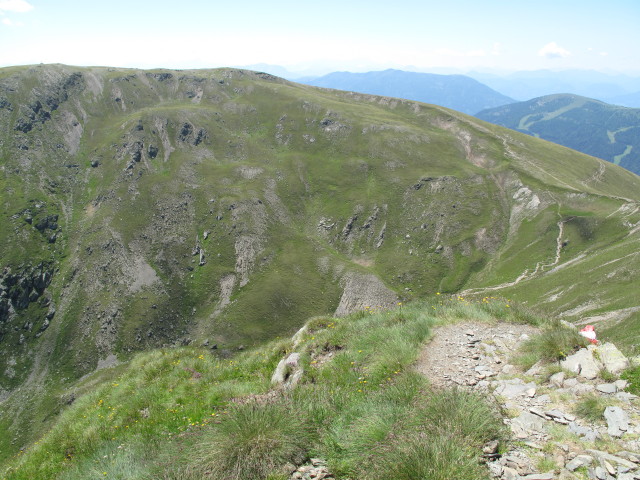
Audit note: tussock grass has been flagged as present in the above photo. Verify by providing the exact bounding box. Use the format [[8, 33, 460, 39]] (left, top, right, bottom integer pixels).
[[184, 400, 313, 480], [3, 298, 530, 480], [513, 320, 587, 369], [370, 433, 488, 480], [574, 394, 608, 422]]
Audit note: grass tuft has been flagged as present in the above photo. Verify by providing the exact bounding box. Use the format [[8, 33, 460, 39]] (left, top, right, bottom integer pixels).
[[574, 394, 608, 422], [370, 433, 488, 480], [184, 400, 313, 480], [513, 321, 587, 369]]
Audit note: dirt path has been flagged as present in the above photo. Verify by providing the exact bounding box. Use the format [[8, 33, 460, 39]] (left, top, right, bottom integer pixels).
[[415, 321, 539, 389]]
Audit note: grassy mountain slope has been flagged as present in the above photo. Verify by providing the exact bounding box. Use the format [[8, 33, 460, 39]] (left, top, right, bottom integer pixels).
[[1, 64, 640, 462], [301, 69, 515, 115], [476, 94, 640, 174], [2, 298, 526, 480]]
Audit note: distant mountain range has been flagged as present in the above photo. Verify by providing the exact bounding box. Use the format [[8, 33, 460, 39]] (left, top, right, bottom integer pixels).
[[468, 70, 640, 107], [298, 69, 515, 115], [476, 94, 640, 175]]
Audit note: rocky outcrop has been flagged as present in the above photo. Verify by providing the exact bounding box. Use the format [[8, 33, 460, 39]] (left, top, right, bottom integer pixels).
[[271, 352, 303, 390], [334, 272, 398, 316], [0, 263, 54, 322]]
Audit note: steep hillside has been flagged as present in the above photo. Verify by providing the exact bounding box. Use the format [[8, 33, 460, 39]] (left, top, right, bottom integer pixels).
[[476, 94, 640, 174], [301, 69, 515, 114], [1, 64, 640, 461]]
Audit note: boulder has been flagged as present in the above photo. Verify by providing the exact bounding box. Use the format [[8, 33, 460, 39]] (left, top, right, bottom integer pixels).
[[560, 348, 601, 380], [595, 343, 629, 374], [271, 352, 303, 388]]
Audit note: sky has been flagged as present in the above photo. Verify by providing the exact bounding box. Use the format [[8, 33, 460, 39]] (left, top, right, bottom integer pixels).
[[1, 0, 639, 76]]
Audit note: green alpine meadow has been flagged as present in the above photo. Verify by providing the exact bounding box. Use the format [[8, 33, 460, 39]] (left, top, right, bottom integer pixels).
[[1, 64, 640, 478]]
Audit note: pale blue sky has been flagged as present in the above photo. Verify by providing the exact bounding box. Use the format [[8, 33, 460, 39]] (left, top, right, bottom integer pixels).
[[1, 0, 638, 74]]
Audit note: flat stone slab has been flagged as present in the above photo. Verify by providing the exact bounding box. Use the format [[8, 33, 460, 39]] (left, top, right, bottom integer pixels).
[[596, 383, 618, 394], [495, 379, 537, 398], [512, 410, 547, 434], [585, 450, 637, 469], [568, 422, 599, 442]]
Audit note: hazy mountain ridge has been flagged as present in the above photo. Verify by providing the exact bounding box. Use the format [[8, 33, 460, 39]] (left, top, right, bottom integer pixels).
[[299, 69, 515, 114], [1, 64, 640, 461], [468, 69, 640, 106], [476, 94, 640, 175]]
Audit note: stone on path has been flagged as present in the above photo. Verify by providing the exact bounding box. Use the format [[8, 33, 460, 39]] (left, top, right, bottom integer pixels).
[[565, 454, 593, 471], [604, 406, 629, 437], [495, 378, 537, 399], [596, 383, 617, 394], [560, 348, 601, 380]]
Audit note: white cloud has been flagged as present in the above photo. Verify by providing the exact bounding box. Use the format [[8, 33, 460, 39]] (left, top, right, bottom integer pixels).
[[538, 41, 571, 59], [491, 42, 502, 56], [2, 17, 12, 25], [0, 0, 33, 13]]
